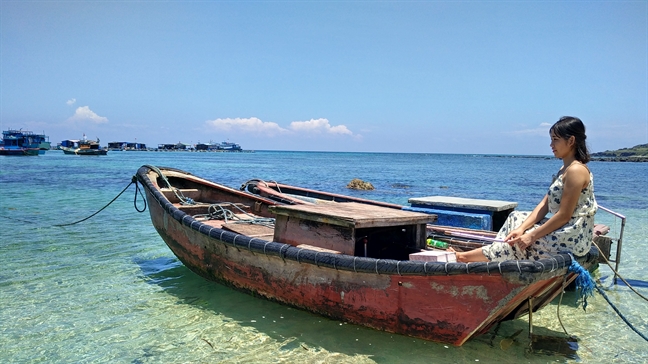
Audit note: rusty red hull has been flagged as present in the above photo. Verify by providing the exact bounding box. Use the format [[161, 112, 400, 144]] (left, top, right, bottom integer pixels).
[[137, 166, 593, 346]]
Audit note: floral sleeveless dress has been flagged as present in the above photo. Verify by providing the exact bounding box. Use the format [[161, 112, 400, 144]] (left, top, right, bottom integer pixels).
[[482, 169, 597, 262]]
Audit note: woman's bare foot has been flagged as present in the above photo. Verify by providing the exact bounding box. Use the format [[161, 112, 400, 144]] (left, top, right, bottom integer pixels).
[[448, 247, 488, 262], [447, 247, 463, 262]]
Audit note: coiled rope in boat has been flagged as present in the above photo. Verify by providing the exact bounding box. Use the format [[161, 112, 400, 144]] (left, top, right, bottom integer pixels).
[[142, 167, 276, 227], [193, 202, 275, 228]]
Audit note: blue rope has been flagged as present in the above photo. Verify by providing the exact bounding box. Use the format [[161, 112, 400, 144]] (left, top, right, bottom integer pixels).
[[595, 285, 648, 342], [567, 254, 595, 310], [567, 255, 648, 342]]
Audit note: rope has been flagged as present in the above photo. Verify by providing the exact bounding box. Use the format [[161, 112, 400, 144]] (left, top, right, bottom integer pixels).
[[587, 242, 648, 342], [595, 284, 648, 342], [593, 242, 648, 302], [193, 202, 275, 228], [559, 251, 648, 342], [567, 254, 595, 310], [556, 275, 570, 336], [54, 176, 147, 227]]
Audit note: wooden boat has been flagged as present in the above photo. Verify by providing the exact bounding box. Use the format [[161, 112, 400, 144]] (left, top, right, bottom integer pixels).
[[136, 165, 600, 346], [61, 136, 108, 155]]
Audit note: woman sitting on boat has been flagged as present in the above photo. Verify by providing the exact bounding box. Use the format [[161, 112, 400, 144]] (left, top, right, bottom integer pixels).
[[452, 116, 597, 262]]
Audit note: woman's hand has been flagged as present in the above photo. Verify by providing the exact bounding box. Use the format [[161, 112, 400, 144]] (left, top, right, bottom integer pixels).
[[505, 228, 534, 250], [514, 233, 535, 250], [504, 227, 524, 243]]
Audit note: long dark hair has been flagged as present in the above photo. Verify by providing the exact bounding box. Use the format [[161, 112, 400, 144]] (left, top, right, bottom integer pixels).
[[550, 116, 590, 163]]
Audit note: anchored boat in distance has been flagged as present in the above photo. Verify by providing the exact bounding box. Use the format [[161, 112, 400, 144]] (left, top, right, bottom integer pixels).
[[0, 129, 49, 156], [60, 135, 108, 156]]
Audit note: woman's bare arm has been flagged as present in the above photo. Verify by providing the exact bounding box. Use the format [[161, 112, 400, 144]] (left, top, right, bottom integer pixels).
[[512, 164, 590, 247]]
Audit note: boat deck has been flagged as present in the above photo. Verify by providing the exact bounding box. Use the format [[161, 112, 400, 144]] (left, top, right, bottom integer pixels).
[[170, 194, 437, 259], [174, 201, 275, 239]]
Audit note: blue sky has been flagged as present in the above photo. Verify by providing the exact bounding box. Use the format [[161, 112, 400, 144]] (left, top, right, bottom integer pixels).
[[1, 1, 646, 154]]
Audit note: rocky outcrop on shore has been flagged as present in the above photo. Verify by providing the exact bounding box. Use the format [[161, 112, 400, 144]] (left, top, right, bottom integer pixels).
[[591, 156, 648, 162], [591, 143, 648, 162]]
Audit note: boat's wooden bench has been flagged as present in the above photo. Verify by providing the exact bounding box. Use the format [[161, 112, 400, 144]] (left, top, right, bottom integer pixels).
[[221, 222, 274, 239], [160, 188, 202, 203], [593, 224, 612, 262], [269, 202, 435, 258], [406, 196, 518, 231]]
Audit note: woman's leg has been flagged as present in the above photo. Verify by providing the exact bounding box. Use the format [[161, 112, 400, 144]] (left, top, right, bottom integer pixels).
[[450, 247, 489, 262], [452, 241, 526, 262]]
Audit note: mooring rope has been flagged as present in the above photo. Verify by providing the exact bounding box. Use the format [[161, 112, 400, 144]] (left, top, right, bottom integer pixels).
[[595, 284, 648, 342], [54, 176, 147, 227], [586, 243, 648, 342], [556, 252, 648, 343], [593, 243, 648, 302], [556, 275, 570, 336]]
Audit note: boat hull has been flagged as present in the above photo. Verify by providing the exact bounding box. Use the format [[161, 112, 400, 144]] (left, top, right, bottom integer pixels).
[[0, 147, 39, 156], [137, 166, 596, 346], [61, 147, 108, 155]]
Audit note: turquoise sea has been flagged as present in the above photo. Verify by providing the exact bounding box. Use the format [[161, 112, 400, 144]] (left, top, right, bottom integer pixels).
[[1, 151, 646, 363]]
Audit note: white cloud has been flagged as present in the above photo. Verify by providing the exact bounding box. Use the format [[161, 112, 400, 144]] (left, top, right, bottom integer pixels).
[[289, 118, 353, 135], [66, 98, 76, 106], [205, 117, 354, 137], [507, 123, 551, 136], [67, 106, 108, 124], [205, 117, 288, 135]]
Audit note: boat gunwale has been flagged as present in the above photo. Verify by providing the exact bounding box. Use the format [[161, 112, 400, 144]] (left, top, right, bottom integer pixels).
[[136, 165, 596, 279]]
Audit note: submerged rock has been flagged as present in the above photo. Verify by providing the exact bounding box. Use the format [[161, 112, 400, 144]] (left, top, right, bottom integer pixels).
[[347, 178, 375, 190], [391, 183, 411, 189]]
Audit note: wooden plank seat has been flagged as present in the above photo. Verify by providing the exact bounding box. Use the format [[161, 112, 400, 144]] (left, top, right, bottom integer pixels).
[[593, 224, 612, 262], [221, 222, 275, 239], [160, 188, 202, 203]]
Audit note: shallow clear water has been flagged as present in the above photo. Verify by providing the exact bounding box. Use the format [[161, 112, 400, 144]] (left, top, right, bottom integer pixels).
[[1, 151, 646, 363]]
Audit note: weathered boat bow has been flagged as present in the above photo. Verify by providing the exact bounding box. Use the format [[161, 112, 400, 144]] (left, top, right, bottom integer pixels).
[[136, 165, 598, 346]]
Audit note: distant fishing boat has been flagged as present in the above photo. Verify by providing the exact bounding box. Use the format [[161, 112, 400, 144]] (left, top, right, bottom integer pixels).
[[217, 141, 242, 151], [195, 141, 242, 151], [60, 135, 108, 156], [0, 129, 46, 156], [136, 165, 612, 346], [106, 141, 148, 151]]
